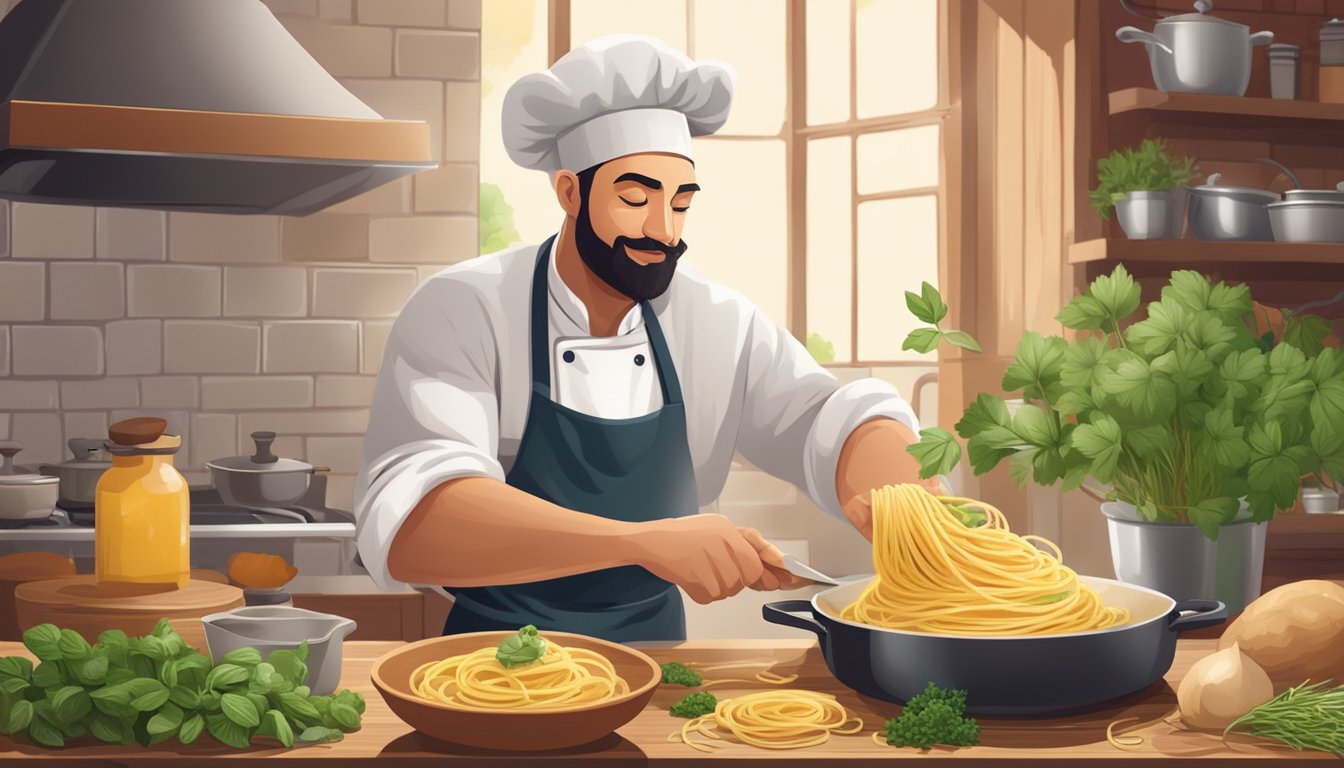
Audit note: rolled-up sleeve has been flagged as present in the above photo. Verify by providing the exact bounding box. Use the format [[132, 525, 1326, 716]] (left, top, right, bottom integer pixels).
[[734, 308, 920, 522], [354, 279, 505, 592]]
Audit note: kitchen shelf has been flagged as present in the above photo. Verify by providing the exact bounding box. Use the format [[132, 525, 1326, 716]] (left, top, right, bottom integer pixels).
[[1069, 238, 1344, 266], [1109, 87, 1344, 128]]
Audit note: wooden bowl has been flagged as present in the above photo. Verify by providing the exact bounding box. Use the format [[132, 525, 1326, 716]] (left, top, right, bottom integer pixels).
[[370, 631, 660, 751]]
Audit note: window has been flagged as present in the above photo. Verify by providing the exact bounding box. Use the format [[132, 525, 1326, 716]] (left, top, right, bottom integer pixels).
[[480, 0, 951, 365]]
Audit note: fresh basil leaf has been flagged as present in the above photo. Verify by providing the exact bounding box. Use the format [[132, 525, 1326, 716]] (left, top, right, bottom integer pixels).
[[206, 663, 250, 691], [178, 713, 205, 745], [1056, 294, 1109, 331], [28, 711, 64, 747], [147, 701, 184, 736], [6, 699, 32, 735], [1126, 299, 1186, 356], [200, 691, 222, 712], [205, 712, 253, 749], [0, 677, 29, 696], [267, 651, 307, 687], [920, 281, 948, 325], [1071, 415, 1123, 484], [495, 627, 547, 668], [295, 641, 309, 664], [0, 657, 33, 682], [51, 685, 91, 723], [905, 288, 937, 325], [89, 712, 125, 744], [906, 428, 961, 479], [220, 692, 260, 728], [31, 662, 62, 689], [941, 330, 981, 353], [133, 636, 168, 661], [167, 685, 200, 710], [902, 327, 941, 354], [22, 625, 63, 662], [1089, 265, 1141, 325], [1162, 270, 1212, 313], [261, 709, 294, 748], [329, 702, 359, 730], [56, 630, 90, 661], [1206, 280, 1252, 321], [132, 688, 171, 712], [954, 394, 1011, 439], [97, 629, 129, 650], [1012, 405, 1060, 449], [158, 658, 178, 689], [279, 692, 320, 722], [221, 648, 261, 668], [80, 655, 109, 685], [297, 725, 343, 744], [105, 667, 136, 687]]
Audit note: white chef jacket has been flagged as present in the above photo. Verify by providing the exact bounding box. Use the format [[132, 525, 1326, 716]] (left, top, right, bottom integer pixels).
[[354, 239, 922, 592]]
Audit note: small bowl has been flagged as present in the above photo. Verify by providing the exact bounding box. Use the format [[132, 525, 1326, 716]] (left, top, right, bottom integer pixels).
[[370, 631, 660, 751], [201, 605, 356, 695]]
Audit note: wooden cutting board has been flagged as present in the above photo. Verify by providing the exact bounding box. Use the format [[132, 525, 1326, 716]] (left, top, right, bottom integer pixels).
[[13, 573, 242, 651]]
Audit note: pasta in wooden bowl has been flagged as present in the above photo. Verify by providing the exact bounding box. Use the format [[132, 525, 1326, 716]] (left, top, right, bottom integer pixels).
[[370, 628, 660, 751]]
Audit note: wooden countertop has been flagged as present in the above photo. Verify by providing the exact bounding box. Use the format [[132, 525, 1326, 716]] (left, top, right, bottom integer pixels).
[[0, 638, 1333, 766]]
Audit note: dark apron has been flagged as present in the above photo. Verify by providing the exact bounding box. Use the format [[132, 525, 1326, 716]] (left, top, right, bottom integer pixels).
[[441, 235, 699, 642]]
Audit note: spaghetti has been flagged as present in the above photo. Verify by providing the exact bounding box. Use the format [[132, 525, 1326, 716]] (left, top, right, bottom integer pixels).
[[409, 637, 629, 711], [840, 484, 1129, 635], [678, 690, 864, 752]]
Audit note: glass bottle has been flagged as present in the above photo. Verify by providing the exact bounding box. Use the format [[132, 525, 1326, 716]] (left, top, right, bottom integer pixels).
[[95, 427, 190, 588]]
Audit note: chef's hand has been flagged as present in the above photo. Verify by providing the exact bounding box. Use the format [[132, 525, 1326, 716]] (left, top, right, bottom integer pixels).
[[842, 477, 947, 542], [736, 527, 812, 591], [630, 514, 768, 604]]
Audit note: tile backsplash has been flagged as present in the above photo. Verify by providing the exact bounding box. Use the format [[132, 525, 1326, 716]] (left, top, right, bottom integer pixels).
[[0, 0, 482, 513]]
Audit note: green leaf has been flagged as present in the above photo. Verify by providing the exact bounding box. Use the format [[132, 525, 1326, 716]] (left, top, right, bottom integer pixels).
[[1105, 357, 1176, 419], [246, 692, 269, 721], [1055, 295, 1109, 331], [805, 332, 835, 364], [1013, 405, 1059, 448], [0, 676, 29, 696], [1008, 449, 1034, 486], [28, 711, 64, 747], [496, 625, 548, 668], [31, 662, 62, 689], [221, 648, 262, 668], [51, 685, 91, 723], [22, 625, 62, 661], [297, 725, 343, 744], [1310, 379, 1344, 433], [132, 688, 171, 712], [1203, 407, 1250, 470], [330, 702, 359, 730], [6, 699, 32, 735], [967, 437, 1017, 476], [0, 657, 33, 682], [221, 692, 260, 728], [1126, 299, 1187, 356], [97, 629, 129, 650], [1123, 424, 1172, 456], [901, 327, 941, 354], [206, 663, 250, 691], [1071, 415, 1123, 484], [954, 394, 1011, 439], [178, 713, 205, 746], [258, 709, 294, 748], [249, 662, 277, 694], [295, 641, 309, 664], [157, 659, 178, 689], [1220, 348, 1267, 401], [168, 685, 200, 710], [133, 635, 168, 661], [1002, 332, 1066, 398], [1055, 389, 1095, 417], [267, 650, 307, 688], [1283, 312, 1333, 357], [1031, 446, 1066, 485], [906, 427, 961, 478], [1151, 342, 1213, 398], [1206, 280, 1252, 321], [1162, 270, 1212, 313], [79, 655, 109, 685], [1190, 498, 1239, 539], [147, 701, 184, 736], [56, 630, 90, 660], [921, 282, 948, 324], [1090, 265, 1141, 324], [205, 712, 253, 749], [89, 713, 126, 744], [941, 330, 982, 353], [279, 692, 320, 722], [1060, 335, 1111, 393], [1268, 341, 1308, 377]]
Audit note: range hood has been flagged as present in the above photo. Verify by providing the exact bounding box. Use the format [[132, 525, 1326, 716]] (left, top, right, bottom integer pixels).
[[0, 0, 435, 215]]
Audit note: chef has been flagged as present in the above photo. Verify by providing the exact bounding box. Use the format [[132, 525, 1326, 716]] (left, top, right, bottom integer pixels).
[[354, 34, 940, 642]]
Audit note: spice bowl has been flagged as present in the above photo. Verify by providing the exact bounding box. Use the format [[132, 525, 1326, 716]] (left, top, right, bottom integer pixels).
[[201, 605, 356, 695]]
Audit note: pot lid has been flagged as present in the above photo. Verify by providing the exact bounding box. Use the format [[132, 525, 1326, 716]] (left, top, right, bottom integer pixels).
[[1268, 198, 1344, 208], [0, 441, 59, 486], [207, 432, 312, 473], [1160, 0, 1246, 28], [0, 0, 435, 215], [44, 438, 112, 471], [1192, 172, 1280, 202]]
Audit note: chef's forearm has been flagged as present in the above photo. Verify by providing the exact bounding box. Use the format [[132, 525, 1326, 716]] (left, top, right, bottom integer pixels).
[[386, 476, 640, 587], [835, 418, 943, 509]]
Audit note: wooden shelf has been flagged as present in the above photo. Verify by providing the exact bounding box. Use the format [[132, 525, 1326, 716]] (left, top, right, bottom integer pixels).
[[1069, 238, 1344, 266], [1109, 88, 1344, 127]]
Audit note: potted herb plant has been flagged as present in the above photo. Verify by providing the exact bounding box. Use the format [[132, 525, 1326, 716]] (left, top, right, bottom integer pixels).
[[905, 267, 1344, 614], [1091, 138, 1197, 240]]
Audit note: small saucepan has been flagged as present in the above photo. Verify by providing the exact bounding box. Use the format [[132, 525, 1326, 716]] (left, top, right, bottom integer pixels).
[[0, 441, 59, 521], [38, 438, 111, 508], [206, 432, 328, 508]]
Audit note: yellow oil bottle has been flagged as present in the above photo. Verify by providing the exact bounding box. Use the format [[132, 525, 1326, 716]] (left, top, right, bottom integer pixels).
[[95, 418, 190, 588]]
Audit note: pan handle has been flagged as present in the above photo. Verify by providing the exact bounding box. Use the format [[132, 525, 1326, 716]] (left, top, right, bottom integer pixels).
[[1167, 599, 1227, 633], [762, 600, 827, 642]]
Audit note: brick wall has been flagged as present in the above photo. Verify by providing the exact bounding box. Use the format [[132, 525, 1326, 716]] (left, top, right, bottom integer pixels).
[[0, 0, 482, 512]]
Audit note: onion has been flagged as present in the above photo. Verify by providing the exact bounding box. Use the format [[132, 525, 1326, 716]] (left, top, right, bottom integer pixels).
[[1177, 643, 1275, 731]]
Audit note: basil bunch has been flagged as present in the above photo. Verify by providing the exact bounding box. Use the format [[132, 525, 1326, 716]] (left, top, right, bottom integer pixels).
[[0, 620, 362, 749]]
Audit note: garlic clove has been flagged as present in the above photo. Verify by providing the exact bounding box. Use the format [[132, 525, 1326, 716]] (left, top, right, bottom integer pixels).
[[1177, 642, 1275, 731]]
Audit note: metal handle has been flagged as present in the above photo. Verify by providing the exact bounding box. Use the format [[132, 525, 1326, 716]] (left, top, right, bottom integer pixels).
[[781, 555, 841, 586], [250, 431, 279, 464], [762, 600, 828, 642], [1250, 30, 1274, 47], [0, 440, 20, 476], [1167, 599, 1227, 633], [1116, 26, 1174, 55], [1255, 157, 1301, 189], [67, 438, 103, 459]]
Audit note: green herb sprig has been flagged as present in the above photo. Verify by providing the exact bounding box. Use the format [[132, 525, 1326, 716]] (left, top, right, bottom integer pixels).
[[670, 691, 718, 719], [902, 282, 982, 355], [882, 681, 980, 749], [495, 625, 547, 668], [1223, 680, 1344, 757], [0, 620, 363, 750], [1089, 138, 1197, 220], [659, 662, 703, 687]]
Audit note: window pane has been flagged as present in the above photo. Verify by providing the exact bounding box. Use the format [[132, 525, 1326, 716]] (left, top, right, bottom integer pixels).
[[856, 0, 937, 119], [857, 196, 938, 361], [693, 0, 784, 136], [806, 137, 852, 362], [856, 125, 939, 195], [806, 0, 850, 126], [480, 0, 556, 248], [570, 0, 687, 53], [681, 139, 788, 326]]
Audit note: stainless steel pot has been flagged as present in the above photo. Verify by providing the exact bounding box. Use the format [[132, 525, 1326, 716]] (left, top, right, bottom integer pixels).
[[0, 441, 59, 521], [207, 432, 327, 508], [1117, 0, 1272, 96], [1187, 172, 1278, 241], [1115, 188, 1187, 239], [763, 575, 1226, 715], [38, 438, 111, 506], [1269, 198, 1344, 242]]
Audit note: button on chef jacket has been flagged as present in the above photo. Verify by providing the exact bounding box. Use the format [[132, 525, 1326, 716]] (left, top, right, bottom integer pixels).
[[353, 240, 922, 593]]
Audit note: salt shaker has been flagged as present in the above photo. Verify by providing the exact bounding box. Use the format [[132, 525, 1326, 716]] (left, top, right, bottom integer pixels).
[[1269, 44, 1300, 99]]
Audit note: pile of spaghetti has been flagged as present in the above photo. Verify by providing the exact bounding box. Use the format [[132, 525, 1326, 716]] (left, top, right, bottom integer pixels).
[[840, 484, 1129, 635], [678, 690, 864, 752], [409, 632, 629, 711]]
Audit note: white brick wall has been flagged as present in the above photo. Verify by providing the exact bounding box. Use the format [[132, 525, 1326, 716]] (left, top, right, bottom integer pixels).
[[0, 1, 481, 493]]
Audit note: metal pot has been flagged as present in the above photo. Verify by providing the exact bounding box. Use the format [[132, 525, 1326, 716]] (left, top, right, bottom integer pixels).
[[763, 575, 1225, 715], [1187, 172, 1278, 241], [0, 441, 59, 521], [207, 432, 327, 508], [1269, 199, 1344, 242], [1117, 0, 1272, 96], [1115, 188, 1188, 239], [38, 438, 111, 506]]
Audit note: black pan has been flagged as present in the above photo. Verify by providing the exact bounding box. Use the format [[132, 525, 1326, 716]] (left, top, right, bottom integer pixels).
[[763, 575, 1225, 716]]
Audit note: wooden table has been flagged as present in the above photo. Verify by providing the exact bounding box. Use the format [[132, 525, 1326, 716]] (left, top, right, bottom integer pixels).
[[0, 639, 1333, 766]]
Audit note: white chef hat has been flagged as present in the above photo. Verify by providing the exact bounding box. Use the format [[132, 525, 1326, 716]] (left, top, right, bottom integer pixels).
[[501, 34, 735, 174]]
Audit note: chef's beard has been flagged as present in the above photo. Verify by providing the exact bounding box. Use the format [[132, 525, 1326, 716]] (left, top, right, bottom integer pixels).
[[575, 190, 688, 302]]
